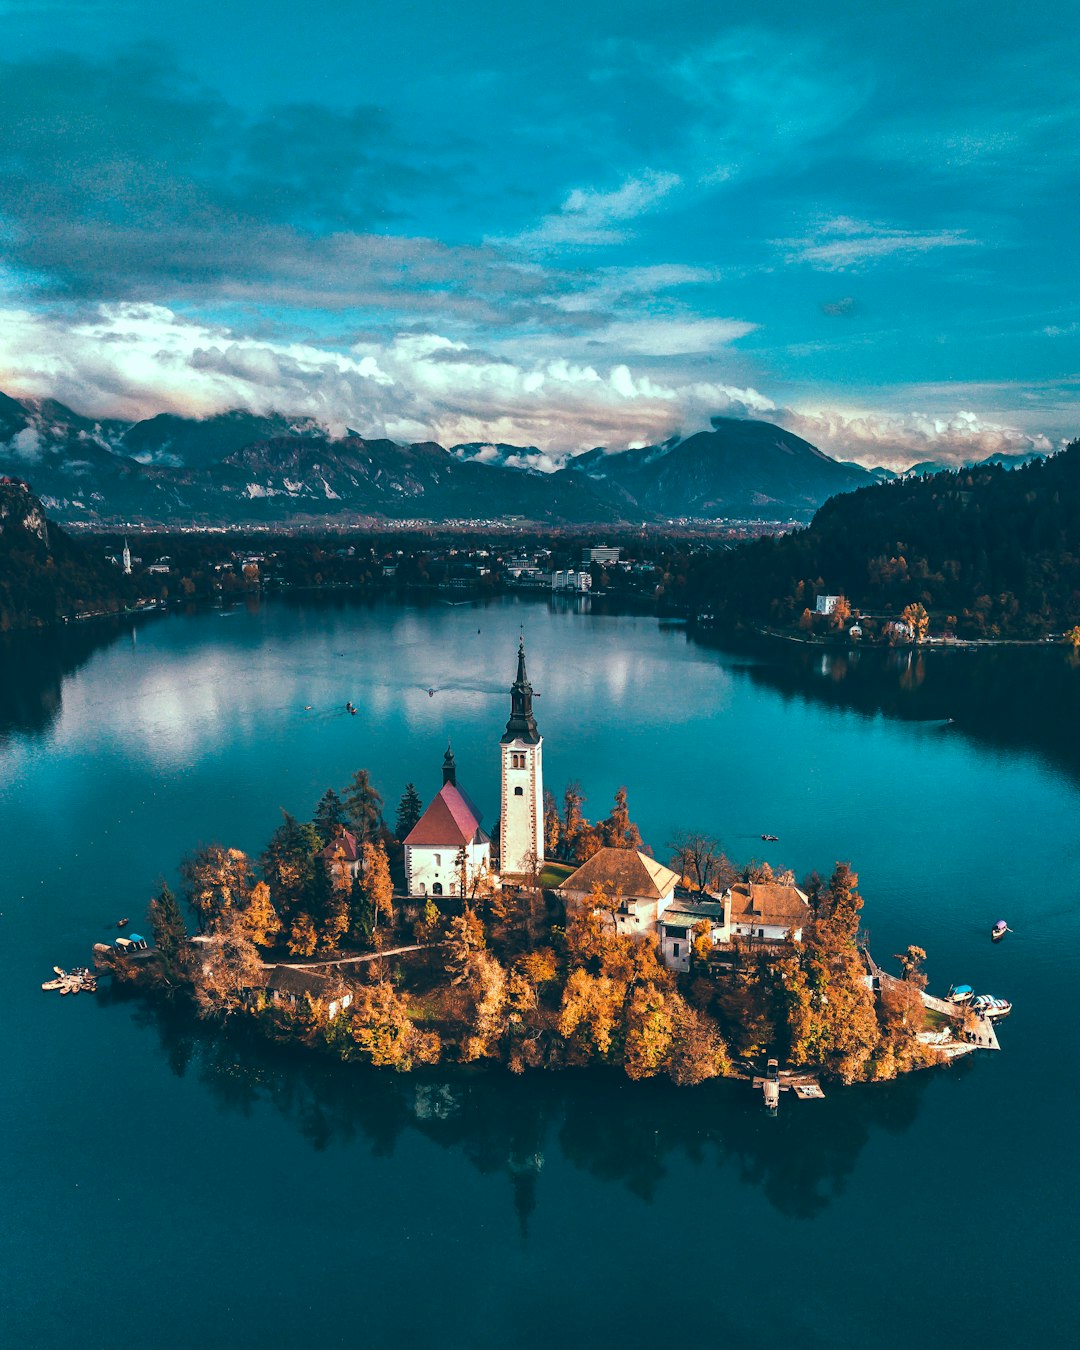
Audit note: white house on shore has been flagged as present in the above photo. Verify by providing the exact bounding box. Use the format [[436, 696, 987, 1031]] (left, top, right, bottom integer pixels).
[[403, 746, 491, 897]]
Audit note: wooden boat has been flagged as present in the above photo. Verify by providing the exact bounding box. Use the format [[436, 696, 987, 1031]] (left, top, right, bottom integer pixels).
[[971, 994, 1011, 1019], [116, 917, 129, 929], [946, 983, 974, 1003], [991, 920, 1010, 941], [760, 833, 779, 842]]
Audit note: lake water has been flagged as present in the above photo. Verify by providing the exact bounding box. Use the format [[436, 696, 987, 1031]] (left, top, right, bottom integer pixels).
[[2, 596, 1078, 1349]]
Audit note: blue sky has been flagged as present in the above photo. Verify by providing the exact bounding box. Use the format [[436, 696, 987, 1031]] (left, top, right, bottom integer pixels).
[[0, 0, 1077, 466]]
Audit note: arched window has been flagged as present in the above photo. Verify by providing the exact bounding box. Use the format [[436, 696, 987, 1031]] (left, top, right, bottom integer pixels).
[[434, 853, 441, 867], [514, 786, 523, 796], [432, 882, 444, 896]]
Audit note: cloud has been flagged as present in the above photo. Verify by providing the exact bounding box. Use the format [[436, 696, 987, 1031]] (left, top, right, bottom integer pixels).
[[778, 405, 1057, 470], [776, 217, 978, 271], [5, 426, 44, 462], [0, 301, 775, 456], [502, 170, 681, 250]]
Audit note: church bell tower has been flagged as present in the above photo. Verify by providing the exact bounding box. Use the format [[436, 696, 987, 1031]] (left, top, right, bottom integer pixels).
[[499, 637, 544, 877]]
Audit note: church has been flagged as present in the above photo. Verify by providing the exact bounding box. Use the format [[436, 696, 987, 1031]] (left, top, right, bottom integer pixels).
[[403, 638, 544, 894]]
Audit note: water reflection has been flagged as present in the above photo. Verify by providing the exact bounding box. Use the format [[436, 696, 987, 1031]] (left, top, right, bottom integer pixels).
[[123, 992, 932, 1224], [697, 634, 1080, 784], [0, 620, 154, 741]]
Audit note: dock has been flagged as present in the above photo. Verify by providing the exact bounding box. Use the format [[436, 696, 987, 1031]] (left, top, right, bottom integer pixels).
[[751, 1069, 826, 1113]]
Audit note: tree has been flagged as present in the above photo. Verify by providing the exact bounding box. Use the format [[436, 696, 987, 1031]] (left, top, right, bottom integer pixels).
[[287, 912, 319, 958], [561, 782, 586, 860], [344, 769, 383, 845], [444, 908, 486, 985], [894, 944, 928, 988], [666, 997, 731, 1086], [543, 790, 561, 857], [180, 844, 253, 932], [1066, 625, 1080, 651], [332, 979, 441, 1070], [312, 788, 347, 846], [901, 601, 930, 643], [359, 840, 394, 931], [261, 813, 323, 921], [829, 595, 852, 630], [623, 982, 673, 1081], [601, 787, 643, 851], [668, 830, 727, 893], [242, 880, 281, 948], [395, 783, 423, 840], [149, 882, 189, 967], [191, 911, 265, 1019]]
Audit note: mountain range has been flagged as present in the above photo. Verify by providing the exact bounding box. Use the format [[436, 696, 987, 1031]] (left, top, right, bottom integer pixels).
[[0, 388, 1014, 527]]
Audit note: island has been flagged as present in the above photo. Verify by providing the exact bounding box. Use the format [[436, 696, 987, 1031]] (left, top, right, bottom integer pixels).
[[95, 640, 1004, 1093]]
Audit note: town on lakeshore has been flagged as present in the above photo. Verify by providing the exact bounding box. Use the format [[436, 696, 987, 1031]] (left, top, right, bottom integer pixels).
[[70, 638, 1008, 1099]]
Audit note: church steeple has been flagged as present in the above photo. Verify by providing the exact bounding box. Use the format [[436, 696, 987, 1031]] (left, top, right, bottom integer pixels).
[[502, 637, 540, 744], [442, 742, 457, 786]]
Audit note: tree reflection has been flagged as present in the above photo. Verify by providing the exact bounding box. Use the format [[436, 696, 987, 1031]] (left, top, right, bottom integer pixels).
[[701, 635, 1080, 784], [118, 989, 932, 1226]]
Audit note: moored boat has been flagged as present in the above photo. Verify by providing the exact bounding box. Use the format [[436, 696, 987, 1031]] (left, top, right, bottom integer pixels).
[[971, 994, 1011, 1019], [946, 983, 974, 1003]]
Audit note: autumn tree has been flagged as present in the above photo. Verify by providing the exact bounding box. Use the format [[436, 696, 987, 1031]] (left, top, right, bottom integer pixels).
[[191, 911, 265, 1019], [894, 944, 928, 988], [829, 595, 852, 630], [358, 840, 394, 933], [344, 769, 383, 846], [444, 907, 486, 985], [395, 783, 423, 840], [901, 601, 930, 642], [666, 997, 731, 1085], [287, 911, 319, 958], [261, 813, 323, 920], [601, 787, 644, 851], [543, 789, 561, 857], [149, 882, 189, 968], [561, 782, 586, 860], [623, 982, 674, 1080], [330, 979, 441, 1070], [241, 880, 282, 948], [180, 844, 254, 932]]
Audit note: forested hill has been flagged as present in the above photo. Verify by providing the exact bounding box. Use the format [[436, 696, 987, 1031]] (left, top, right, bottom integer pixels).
[[688, 441, 1080, 639], [0, 477, 134, 630]]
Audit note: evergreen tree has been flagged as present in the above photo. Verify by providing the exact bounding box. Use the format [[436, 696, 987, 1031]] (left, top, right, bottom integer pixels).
[[149, 882, 188, 966], [312, 788, 347, 846], [344, 769, 383, 846], [395, 783, 423, 840]]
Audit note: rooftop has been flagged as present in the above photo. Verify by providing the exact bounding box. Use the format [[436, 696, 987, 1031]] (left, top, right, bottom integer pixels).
[[559, 848, 680, 901], [728, 881, 810, 928], [404, 780, 487, 849]]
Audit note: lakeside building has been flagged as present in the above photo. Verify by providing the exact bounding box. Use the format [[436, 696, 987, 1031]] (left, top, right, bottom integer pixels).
[[585, 545, 621, 564], [815, 594, 843, 615], [321, 829, 362, 884], [551, 569, 592, 593], [403, 746, 490, 897]]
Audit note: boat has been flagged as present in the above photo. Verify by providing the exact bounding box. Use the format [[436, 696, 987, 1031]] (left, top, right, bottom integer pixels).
[[971, 994, 1012, 1019], [116, 917, 129, 929], [946, 983, 974, 1003], [760, 833, 779, 842], [991, 920, 1011, 941]]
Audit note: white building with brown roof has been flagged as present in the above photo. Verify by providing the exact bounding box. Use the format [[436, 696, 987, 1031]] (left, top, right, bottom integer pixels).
[[725, 881, 810, 942], [404, 746, 491, 898], [558, 847, 681, 938]]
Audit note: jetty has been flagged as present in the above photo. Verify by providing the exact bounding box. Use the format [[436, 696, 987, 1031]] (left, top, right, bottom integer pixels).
[[751, 1064, 826, 1113], [863, 949, 1002, 1055], [41, 966, 97, 995]]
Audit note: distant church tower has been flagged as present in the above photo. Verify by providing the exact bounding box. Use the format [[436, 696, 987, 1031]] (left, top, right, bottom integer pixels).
[[122, 538, 131, 575], [500, 638, 544, 877]]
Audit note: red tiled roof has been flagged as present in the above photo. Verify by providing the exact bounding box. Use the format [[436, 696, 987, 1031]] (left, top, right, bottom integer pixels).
[[728, 882, 809, 927], [321, 829, 360, 863], [404, 782, 486, 848], [558, 848, 680, 901]]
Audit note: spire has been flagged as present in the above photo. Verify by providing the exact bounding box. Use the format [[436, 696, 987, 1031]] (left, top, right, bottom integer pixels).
[[442, 741, 457, 786], [502, 636, 540, 744]]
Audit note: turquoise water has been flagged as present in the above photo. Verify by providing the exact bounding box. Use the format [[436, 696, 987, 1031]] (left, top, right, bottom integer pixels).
[[1, 597, 1078, 1348]]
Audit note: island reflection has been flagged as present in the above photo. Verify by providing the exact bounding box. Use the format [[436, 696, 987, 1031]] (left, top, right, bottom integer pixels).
[[123, 992, 936, 1225]]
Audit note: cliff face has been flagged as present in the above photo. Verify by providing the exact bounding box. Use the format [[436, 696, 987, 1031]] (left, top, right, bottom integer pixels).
[[0, 477, 132, 631]]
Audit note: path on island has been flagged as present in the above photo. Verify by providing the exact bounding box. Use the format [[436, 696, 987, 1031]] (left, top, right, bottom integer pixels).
[[264, 942, 430, 972]]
